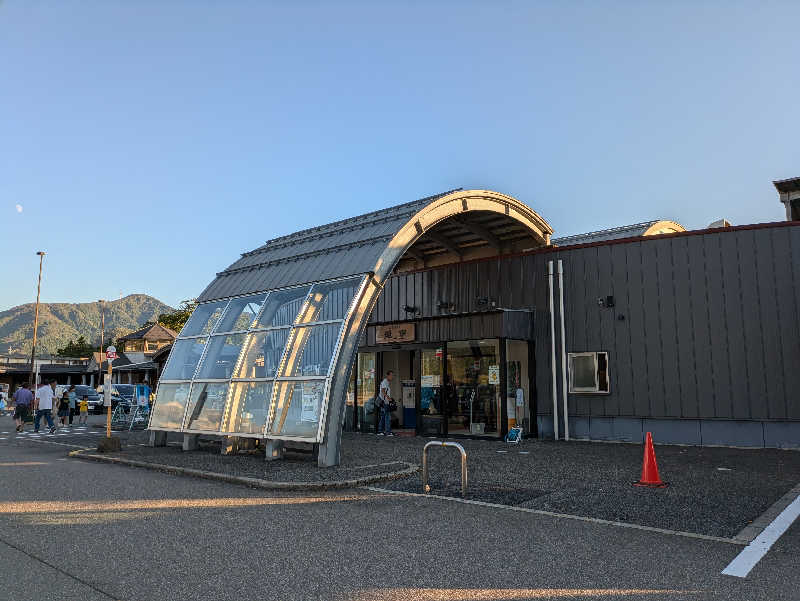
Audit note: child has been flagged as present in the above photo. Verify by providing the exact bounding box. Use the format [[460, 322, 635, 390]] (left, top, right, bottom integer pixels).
[[57, 391, 70, 426], [79, 395, 89, 424]]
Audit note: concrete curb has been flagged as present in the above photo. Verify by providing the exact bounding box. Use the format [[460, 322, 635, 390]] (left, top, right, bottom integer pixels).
[[68, 449, 419, 490], [733, 482, 800, 543]]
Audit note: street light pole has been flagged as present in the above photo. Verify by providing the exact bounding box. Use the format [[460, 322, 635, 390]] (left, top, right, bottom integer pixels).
[[28, 251, 46, 389]]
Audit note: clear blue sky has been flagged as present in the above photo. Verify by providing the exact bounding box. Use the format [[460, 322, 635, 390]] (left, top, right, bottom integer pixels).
[[2, 1, 798, 310]]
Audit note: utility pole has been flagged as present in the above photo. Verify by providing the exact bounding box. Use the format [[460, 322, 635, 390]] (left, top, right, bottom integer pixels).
[[98, 299, 105, 389], [28, 251, 46, 389]]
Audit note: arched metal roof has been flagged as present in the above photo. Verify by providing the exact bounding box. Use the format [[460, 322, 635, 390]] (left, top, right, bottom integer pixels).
[[198, 190, 460, 302], [198, 189, 552, 302], [551, 220, 685, 246], [151, 189, 553, 466]]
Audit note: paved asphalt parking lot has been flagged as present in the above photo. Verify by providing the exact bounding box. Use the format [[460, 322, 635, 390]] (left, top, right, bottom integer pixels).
[[1, 415, 799, 601]]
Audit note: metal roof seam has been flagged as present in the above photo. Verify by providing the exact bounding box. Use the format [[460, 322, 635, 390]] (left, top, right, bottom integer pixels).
[[217, 234, 394, 277], [254, 190, 460, 250], [242, 210, 422, 258]]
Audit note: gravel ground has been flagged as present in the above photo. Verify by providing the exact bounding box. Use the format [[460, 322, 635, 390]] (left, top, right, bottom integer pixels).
[[104, 433, 414, 482], [105, 431, 800, 538], [367, 434, 800, 539]]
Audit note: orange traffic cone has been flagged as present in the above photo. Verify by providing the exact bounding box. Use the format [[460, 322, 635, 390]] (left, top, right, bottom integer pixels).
[[634, 432, 667, 488]]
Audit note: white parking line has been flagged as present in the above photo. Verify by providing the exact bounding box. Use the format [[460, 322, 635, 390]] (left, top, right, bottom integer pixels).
[[364, 486, 743, 545], [722, 494, 800, 577]]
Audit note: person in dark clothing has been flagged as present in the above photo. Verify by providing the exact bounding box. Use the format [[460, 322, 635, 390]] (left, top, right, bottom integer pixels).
[[13, 383, 33, 432]]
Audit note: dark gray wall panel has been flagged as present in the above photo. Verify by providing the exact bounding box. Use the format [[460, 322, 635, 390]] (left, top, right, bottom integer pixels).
[[754, 229, 787, 419], [786, 228, 800, 419], [641, 240, 665, 416], [737, 231, 768, 420], [596, 244, 618, 416], [704, 234, 732, 419], [671, 237, 698, 418], [625, 243, 651, 416], [686, 235, 715, 418], [720, 232, 750, 419], [610, 242, 634, 415], [655, 239, 681, 418]]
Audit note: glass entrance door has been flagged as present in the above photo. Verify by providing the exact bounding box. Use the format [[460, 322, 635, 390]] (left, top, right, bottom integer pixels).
[[446, 340, 501, 437], [355, 352, 377, 433], [419, 347, 444, 435]]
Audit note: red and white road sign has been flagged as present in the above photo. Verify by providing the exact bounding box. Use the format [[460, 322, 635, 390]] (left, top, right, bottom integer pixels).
[[106, 345, 117, 360]]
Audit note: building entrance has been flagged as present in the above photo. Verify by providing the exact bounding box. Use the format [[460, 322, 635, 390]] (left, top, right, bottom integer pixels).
[[347, 339, 533, 439]]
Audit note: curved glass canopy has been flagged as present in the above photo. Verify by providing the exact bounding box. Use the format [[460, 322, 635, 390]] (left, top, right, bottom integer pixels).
[[149, 275, 366, 441]]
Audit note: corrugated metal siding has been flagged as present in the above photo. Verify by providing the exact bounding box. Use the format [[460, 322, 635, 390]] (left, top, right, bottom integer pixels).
[[535, 224, 800, 422], [368, 222, 800, 423]]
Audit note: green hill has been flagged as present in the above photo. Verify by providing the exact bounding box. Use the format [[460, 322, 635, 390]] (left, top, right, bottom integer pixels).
[[0, 294, 175, 356]]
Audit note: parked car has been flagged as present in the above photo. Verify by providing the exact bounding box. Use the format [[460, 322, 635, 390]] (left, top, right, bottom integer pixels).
[[96, 384, 136, 413], [71, 385, 103, 414], [111, 384, 135, 413]]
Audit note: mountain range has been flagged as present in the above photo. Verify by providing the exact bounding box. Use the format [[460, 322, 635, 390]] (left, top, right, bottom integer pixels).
[[0, 294, 175, 357]]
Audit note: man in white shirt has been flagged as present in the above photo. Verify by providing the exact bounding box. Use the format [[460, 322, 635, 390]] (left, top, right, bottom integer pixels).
[[377, 370, 394, 436], [34, 380, 57, 433]]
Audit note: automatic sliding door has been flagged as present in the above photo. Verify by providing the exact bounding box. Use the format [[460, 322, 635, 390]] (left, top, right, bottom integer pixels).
[[419, 348, 444, 435], [446, 340, 501, 437]]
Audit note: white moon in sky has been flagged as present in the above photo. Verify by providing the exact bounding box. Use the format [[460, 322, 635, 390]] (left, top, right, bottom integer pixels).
[[15, 204, 23, 213]]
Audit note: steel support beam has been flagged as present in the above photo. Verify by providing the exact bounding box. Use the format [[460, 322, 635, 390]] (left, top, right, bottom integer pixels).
[[452, 218, 503, 251], [425, 232, 462, 258]]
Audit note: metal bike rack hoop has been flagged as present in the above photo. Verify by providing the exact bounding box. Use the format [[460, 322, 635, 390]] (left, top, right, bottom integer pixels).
[[422, 440, 468, 498]]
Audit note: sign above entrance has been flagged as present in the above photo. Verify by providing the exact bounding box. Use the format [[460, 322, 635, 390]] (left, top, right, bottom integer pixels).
[[376, 323, 416, 344]]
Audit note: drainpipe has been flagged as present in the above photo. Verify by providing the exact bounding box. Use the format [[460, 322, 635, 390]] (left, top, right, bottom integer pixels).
[[558, 260, 569, 441], [548, 261, 559, 440]]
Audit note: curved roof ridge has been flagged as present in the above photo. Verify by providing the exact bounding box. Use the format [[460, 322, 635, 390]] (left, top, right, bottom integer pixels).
[[256, 189, 462, 250], [552, 219, 684, 245], [198, 189, 550, 302]]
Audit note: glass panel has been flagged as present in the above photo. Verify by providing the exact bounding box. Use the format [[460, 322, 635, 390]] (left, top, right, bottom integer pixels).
[[180, 300, 228, 337], [279, 323, 341, 377], [345, 365, 356, 432], [184, 382, 229, 431], [215, 294, 267, 333], [446, 339, 501, 437], [419, 348, 444, 435], [195, 334, 247, 380], [299, 277, 362, 323], [598, 353, 609, 392], [149, 382, 191, 429], [223, 381, 273, 434], [269, 379, 325, 438], [233, 329, 290, 379], [572, 355, 597, 389], [160, 338, 207, 380], [356, 352, 377, 433], [256, 286, 310, 328], [506, 340, 529, 433]]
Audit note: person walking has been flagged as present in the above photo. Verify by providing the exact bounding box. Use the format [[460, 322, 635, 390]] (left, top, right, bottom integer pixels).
[[57, 391, 70, 426], [67, 385, 77, 425], [78, 395, 89, 425], [12, 383, 33, 432], [34, 380, 57, 434], [377, 370, 394, 436]]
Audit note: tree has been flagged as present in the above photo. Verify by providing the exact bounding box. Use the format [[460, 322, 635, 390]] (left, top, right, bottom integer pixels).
[[157, 299, 198, 334], [56, 336, 96, 357]]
